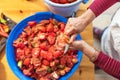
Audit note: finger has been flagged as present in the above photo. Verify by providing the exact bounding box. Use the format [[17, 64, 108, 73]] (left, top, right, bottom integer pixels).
[[64, 23, 71, 34], [69, 46, 76, 50], [69, 34, 77, 43], [65, 27, 76, 36], [71, 40, 83, 50]]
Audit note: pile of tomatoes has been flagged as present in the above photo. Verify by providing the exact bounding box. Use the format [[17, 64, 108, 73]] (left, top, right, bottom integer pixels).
[[13, 18, 78, 80], [50, 0, 77, 4]]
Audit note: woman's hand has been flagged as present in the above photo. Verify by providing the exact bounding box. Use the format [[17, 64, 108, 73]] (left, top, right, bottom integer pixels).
[[64, 9, 96, 42], [70, 40, 99, 62], [64, 17, 87, 36]]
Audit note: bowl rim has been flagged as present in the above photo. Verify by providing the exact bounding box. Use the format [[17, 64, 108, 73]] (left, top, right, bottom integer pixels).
[[44, 0, 83, 7]]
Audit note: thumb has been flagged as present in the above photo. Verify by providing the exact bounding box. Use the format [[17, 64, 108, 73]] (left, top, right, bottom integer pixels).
[[71, 40, 84, 51]]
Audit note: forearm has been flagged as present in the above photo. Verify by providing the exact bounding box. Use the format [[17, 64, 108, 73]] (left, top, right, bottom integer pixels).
[[76, 9, 96, 31], [94, 52, 120, 79], [79, 9, 96, 26], [82, 43, 120, 79]]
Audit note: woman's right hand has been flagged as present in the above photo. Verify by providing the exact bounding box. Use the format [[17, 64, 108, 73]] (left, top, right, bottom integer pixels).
[[64, 9, 96, 37], [64, 9, 96, 44], [64, 17, 87, 36]]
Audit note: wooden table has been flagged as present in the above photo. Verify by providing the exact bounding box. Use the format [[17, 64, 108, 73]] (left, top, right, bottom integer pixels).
[[0, 0, 94, 80]]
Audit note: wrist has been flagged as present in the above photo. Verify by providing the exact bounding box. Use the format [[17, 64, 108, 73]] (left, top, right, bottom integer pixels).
[[82, 42, 99, 62], [89, 49, 99, 62]]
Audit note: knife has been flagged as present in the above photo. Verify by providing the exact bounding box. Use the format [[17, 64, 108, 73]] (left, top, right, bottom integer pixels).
[[64, 12, 76, 54], [0, 13, 17, 53]]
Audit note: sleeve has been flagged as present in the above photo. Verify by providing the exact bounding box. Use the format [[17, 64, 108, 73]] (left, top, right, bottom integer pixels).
[[89, 0, 118, 17], [94, 51, 120, 79]]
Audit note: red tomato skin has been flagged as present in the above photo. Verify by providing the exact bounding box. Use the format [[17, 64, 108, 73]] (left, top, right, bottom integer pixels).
[[46, 23, 54, 32], [42, 59, 50, 66], [23, 58, 30, 66], [40, 41, 48, 50], [28, 21, 36, 27], [40, 50, 47, 59], [46, 52, 53, 61]]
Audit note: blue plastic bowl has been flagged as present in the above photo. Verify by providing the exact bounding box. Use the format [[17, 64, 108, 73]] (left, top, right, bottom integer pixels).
[[6, 12, 82, 80]]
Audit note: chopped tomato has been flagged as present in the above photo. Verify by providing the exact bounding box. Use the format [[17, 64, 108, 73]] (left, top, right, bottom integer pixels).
[[46, 23, 54, 32], [39, 20, 50, 25], [59, 22, 65, 31], [38, 33, 46, 40], [59, 0, 68, 4], [28, 21, 36, 27], [47, 33, 56, 45], [23, 58, 30, 66], [23, 69, 31, 76], [40, 50, 47, 59], [24, 47, 31, 56], [46, 52, 53, 61], [54, 25, 59, 32], [50, 0, 76, 4], [32, 48, 40, 57], [38, 26, 46, 32], [40, 41, 48, 50], [51, 0, 59, 3], [42, 59, 50, 66], [16, 48, 25, 58], [21, 32, 27, 38], [53, 50, 61, 58]]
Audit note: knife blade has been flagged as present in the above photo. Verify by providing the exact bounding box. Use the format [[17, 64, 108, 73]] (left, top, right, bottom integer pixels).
[[0, 13, 17, 53], [64, 12, 76, 54]]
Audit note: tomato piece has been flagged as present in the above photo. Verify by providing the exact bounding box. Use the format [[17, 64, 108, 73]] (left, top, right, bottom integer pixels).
[[32, 48, 40, 57], [23, 58, 30, 66], [21, 32, 27, 38], [40, 50, 47, 59], [39, 20, 50, 25], [48, 46, 55, 53], [46, 23, 54, 32], [23, 69, 31, 76], [13, 42, 25, 49], [47, 33, 56, 45], [31, 57, 41, 67], [28, 21, 36, 27], [46, 52, 53, 61], [39, 77, 50, 80], [38, 26, 46, 32], [38, 33, 47, 40], [16, 48, 25, 59], [40, 41, 48, 50], [53, 50, 61, 58], [42, 59, 50, 66], [54, 25, 59, 32], [47, 35, 55, 45], [24, 47, 31, 55], [59, 22, 65, 32], [51, 0, 59, 3], [59, 0, 68, 4], [60, 57, 66, 65]]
